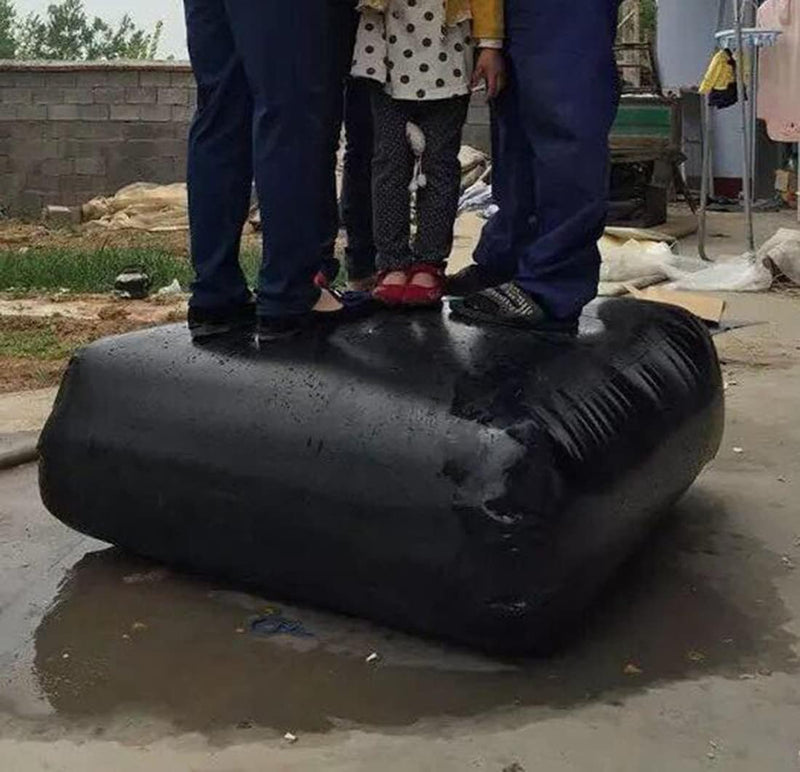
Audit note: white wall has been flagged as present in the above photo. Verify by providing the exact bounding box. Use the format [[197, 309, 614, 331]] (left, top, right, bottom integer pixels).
[[657, 0, 745, 181]]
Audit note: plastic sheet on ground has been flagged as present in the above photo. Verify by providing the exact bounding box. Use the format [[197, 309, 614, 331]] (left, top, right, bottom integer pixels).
[[601, 228, 800, 295], [759, 228, 800, 285], [458, 145, 490, 191], [458, 180, 494, 217], [81, 183, 189, 233], [667, 254, 774, 293], [598, 236, 773, 294]]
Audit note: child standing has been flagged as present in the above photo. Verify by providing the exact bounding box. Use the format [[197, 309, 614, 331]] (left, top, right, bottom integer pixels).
[[351, 0, 504, 306]]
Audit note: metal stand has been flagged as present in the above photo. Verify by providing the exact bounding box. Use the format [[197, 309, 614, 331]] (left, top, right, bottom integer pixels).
[[697, 0, 781, 261]]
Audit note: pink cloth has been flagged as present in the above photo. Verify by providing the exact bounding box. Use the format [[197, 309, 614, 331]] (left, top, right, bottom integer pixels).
[[758, 0, 800, 142]]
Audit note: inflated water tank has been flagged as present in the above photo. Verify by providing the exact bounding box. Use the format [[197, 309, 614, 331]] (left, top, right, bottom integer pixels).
[[38, 299, 724, 654]]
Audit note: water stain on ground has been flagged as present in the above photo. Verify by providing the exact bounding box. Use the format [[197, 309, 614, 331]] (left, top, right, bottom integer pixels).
[[7, 487, 794, 739]]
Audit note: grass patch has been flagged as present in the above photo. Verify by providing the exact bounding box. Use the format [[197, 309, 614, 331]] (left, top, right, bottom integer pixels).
[[0, 324, 74, 360], [0, 247, 262, 293], [0, 314, 161, 393]]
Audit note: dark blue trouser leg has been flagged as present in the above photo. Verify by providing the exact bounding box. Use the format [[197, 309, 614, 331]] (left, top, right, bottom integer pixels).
[[474, 0, 621, 320], [320, 4, 375, 283], [341, 78, 376, 281], [185, 0, 329, 317], [185, 0, 252, 310]]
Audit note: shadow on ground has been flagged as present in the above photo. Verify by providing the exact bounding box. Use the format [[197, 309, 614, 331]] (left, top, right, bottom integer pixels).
[[31, 488, 797, 737]]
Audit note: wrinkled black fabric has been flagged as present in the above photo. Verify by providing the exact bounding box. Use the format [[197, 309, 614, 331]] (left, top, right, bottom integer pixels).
[[38, 299, 724, 655]]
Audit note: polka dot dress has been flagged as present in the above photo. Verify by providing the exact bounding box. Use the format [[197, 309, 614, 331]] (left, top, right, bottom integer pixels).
[[351, 1, 474, 101]]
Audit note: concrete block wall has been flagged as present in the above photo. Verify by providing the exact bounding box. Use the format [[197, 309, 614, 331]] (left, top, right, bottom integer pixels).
[[0, 61, 196, 217], [464, 97, 491, 154], [0, 60, 491, 218]]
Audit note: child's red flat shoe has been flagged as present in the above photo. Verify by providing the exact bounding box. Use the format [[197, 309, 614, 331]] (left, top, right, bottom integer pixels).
[[403, 262, 445, 306], [373, 269, 409, 305]]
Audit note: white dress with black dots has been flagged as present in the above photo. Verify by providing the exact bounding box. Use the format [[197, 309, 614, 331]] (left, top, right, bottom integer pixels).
[[351, 1, 474, 101]]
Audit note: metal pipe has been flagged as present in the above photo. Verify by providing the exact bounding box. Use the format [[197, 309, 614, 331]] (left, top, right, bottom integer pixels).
[[698, 96, 713, 261], [734, 0, 755, 253], [750, 47, 759, 202]]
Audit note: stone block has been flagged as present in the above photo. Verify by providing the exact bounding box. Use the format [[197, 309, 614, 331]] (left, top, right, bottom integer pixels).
[[18, 105, 48, 120], [9, 122, 44, 139], [0, 88, 32, 104], [77, 104, 110, 121], [75, 71, 109, 87], [58, 174, 107, 197], [32, 88, 65, 104], [43, 204, 82, 227], [170, 70, 194, 87], [46, 72, 77, 88], [139, 70, 172, 87], [467, 104, 491, 126], [171, 105, 194, 124], [123, 139, 172, 159], [125, 87, 157, 105], [122, 123, 167, 140], [18, 139, 59, 160], [18, 190, 45, 215], [0, 104, 17, 120], [108, 155, 176, 185], [41, 157, 74, 176], [63, 88, 95, 105], [48, 104, 80, 121], [74, 156, 106, 176], [108, 71, 140, 87], [110, 104, 142, 122], [139, 104, 172, 123], [157, 87, 189, 106], [12, 71, 44, 88], [461, 125, 491, 154], [92, 87, 127, 105]]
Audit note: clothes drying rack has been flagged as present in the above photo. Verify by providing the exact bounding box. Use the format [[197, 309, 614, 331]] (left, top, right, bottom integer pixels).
[[697, 0, 782, 260]]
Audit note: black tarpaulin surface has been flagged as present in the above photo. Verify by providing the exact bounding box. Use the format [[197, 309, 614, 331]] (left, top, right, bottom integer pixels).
[[38, 298, 724, 655]]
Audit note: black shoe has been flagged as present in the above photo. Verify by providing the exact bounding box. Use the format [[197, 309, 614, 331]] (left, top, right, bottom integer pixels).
[[256, 290, 376, 343], [188, 300, 256, 341], [450, 282, 579, 335], [445, 264, 508, 297]]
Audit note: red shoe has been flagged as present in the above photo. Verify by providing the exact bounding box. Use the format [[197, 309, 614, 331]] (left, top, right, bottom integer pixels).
[[373, 269, 409, 305], [403, 262, 445, 306], [314, 271, 330, 289]]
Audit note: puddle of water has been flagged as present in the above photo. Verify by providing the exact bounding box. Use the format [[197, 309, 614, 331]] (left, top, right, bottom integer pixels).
[[1, 472, 797, 740]]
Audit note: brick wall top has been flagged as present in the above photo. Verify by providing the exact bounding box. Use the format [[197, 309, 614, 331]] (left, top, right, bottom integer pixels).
[[0, 60, 192, 73]]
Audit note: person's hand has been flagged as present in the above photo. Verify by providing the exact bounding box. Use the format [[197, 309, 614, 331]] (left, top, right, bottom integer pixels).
[[472, 48, 506, 99]]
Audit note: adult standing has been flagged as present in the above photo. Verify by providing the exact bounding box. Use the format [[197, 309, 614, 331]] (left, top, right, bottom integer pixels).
[[184, 0, 363, 341], [449, 0, 622, 333], [318, 0, 377, 292]]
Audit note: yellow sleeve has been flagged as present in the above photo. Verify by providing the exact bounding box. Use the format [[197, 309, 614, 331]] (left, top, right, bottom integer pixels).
[[471, 0, 504, 41], [699, 51, 725, 94]]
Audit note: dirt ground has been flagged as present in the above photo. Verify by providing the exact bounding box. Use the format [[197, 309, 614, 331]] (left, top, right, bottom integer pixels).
[[0, 286, 798, 771], [0, 219, 192, 391], [0, 209, 799, 771], [0, 219, 261, 257], [0, 294, 187, 393]]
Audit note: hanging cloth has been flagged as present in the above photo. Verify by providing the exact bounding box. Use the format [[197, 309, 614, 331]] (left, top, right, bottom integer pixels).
[[699, 49, 739, 109], [757, 0, 800, 141]]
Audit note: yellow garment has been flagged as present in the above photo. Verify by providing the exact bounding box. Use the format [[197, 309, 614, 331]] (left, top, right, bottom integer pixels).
[[699, 49, 736, 93], [357, 0, 504, 40]]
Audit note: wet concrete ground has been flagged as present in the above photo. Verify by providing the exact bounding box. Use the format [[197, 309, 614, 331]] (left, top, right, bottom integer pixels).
[[0, 283, 799, 768]]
